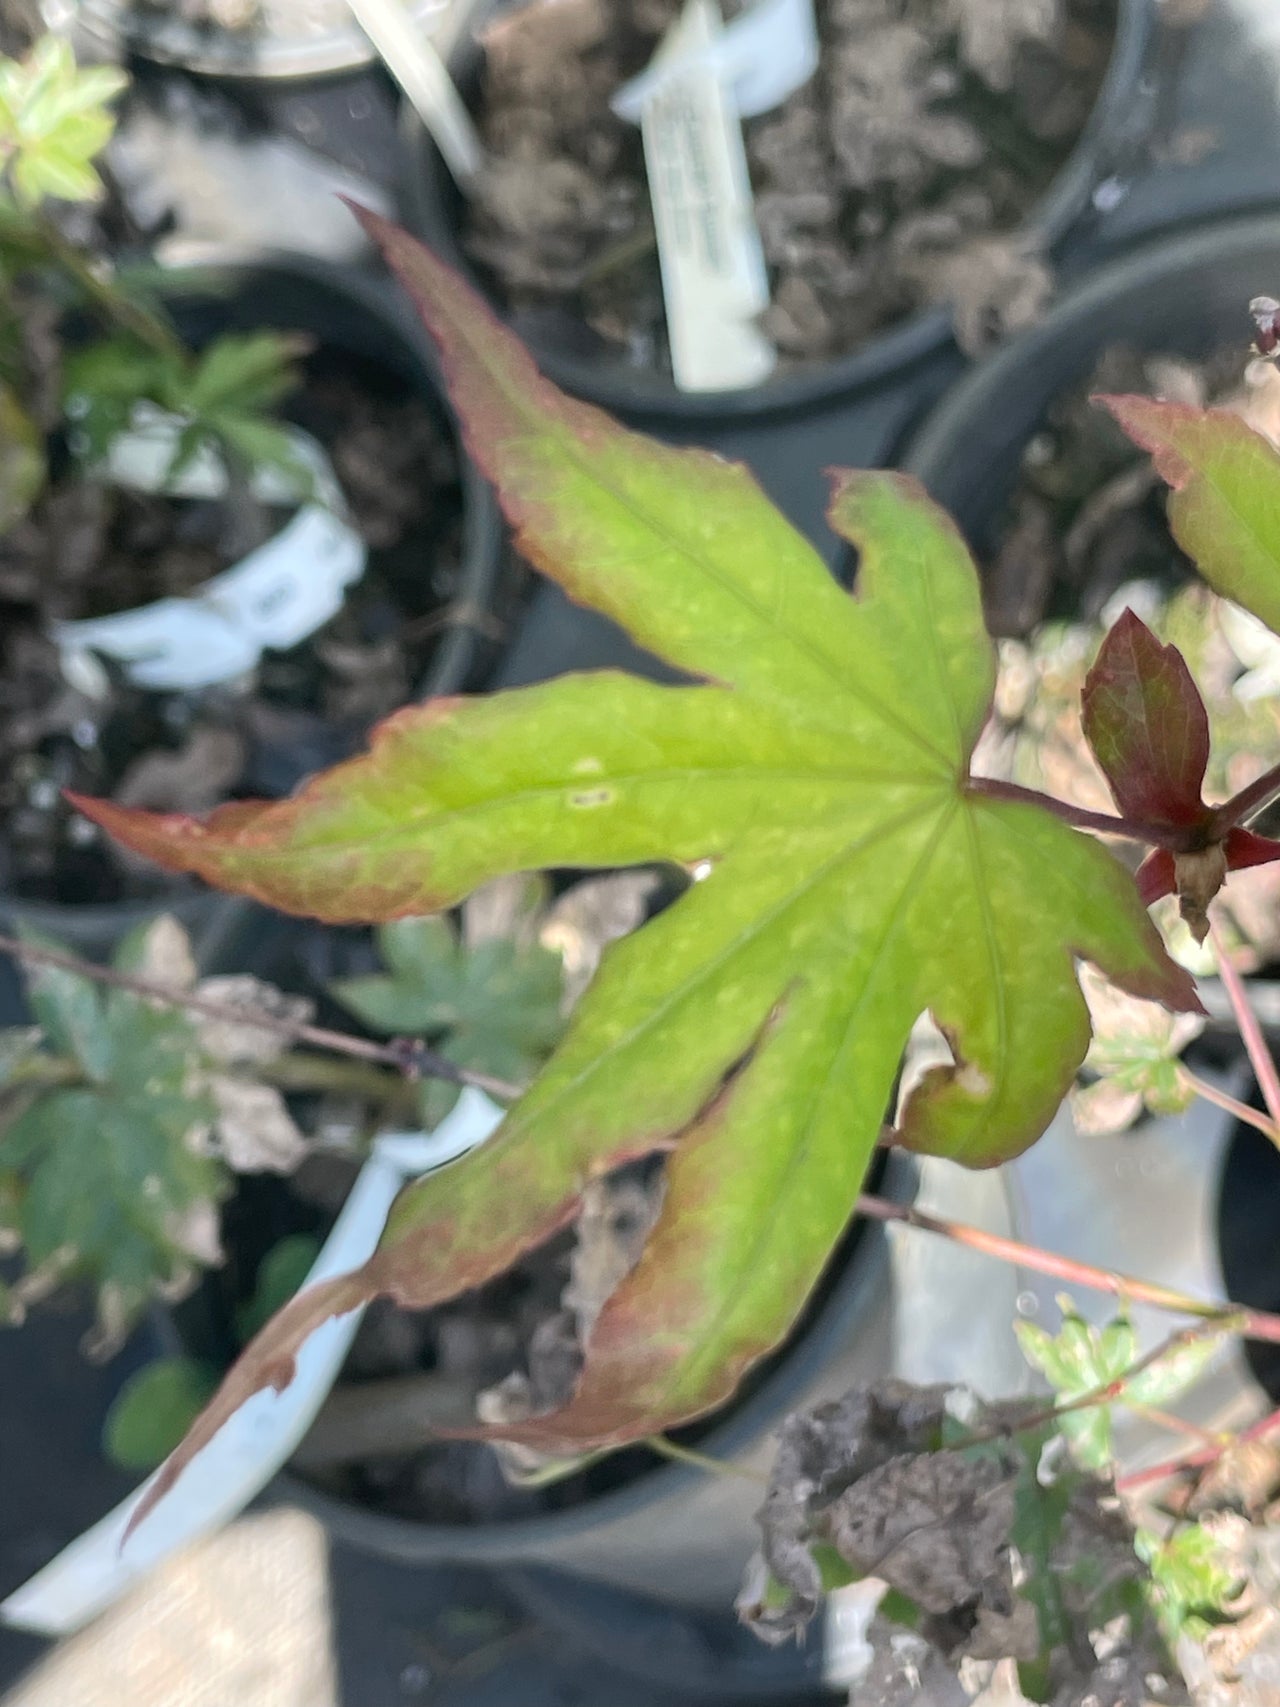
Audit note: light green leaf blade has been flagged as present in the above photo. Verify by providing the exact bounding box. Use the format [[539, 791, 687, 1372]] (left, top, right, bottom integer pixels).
[[183, 332, 301, 414], [1137, 1522, 1238, 1645], [0, 38, 125, 207], [1125, 1333, 1221, 1407], [328, 973, 444, 1035], [18, 927, 111, 1081], [377, 915, 459, 991], [1058, 1405, 1113, 1472]]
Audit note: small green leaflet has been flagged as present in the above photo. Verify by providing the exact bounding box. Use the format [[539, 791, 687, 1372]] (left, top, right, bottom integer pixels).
[[63, 330, 307, 493], [0, 929, 226, 1344], [1017, 1308, 1138, 1470], [330, 914, 566, 1123], [1016, 1302, 1219, 1471], [75, 213, 1196, 1525], [1135, 1523, 1238, 1646], [1071, 964, 1204, 1136], [0, 38, 125, 207]]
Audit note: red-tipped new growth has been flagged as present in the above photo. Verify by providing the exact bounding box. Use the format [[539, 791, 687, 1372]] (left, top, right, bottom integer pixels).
[[1082, 608, 1210, 830], [1083, 608, 1280, 938]]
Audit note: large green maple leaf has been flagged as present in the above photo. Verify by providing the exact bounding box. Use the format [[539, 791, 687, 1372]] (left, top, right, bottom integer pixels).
[[75, 211, 1195, 1503]]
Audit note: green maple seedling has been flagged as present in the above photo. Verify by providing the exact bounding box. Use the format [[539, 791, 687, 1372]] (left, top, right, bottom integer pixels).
[[71, 211, 1280, 1530], [75, 209, 1197, 1510], [0, 901, 567, 1350], [0, 35, 305, 525]]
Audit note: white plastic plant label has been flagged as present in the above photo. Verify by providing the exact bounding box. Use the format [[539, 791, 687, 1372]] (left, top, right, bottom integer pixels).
[[0, 1089, 505, 1638], [53, 411, 367, 693], [612, 0, 819, 123], [630, 0, 777, 393]]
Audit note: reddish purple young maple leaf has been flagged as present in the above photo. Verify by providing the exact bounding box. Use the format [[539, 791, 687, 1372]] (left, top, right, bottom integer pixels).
[[1082, 607, 1280, 938]]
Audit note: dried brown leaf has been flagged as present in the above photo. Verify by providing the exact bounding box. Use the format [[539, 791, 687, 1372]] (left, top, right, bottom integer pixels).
[[192, 975, 314, 1066], [538, 871, 659, 1009], [208, 1076, 309, 1175]]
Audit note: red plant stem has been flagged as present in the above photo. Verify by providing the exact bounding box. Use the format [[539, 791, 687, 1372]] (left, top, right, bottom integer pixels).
[[854, 1194, 1280, 1344], [963, 1318, 1239, 1452], [1115, 1405, 1280, 1493], [1179, 1068, 1280, 1149], [1125, 1403, 1224, 1446], [965, 777, 1181, 846], [1208, 914, 1280, 1131], [1209, 760, 1280, 835], [0, 931, 523, 1101]]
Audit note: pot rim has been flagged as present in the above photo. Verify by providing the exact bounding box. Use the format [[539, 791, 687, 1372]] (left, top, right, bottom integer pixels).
[[1, 248, 505, 928], [898, 208, 1280, 493], [74, 0, 449, 80], [145, 250, 505, 701], [396, 0, 1155, 423]]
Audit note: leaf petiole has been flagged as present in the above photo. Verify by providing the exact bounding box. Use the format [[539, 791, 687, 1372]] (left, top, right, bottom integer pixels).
[[965, 777, 1194, 850], [856, 1193, 1280, 1342], [1207, 759, 1280, 837], [1116, 1403, 1280, 1494], [644, 1434, 767, 1482], [1177, 1066, 1280, 1151], [1207, 913, 1280, 1131], [1124, 1403, 1227, 1446]]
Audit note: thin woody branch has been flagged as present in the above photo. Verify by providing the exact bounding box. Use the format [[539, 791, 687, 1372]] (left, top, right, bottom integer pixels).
[[0, 930, 523, 1102], [1116, 1404, 1280, 1494], [855, 1193, 1280, 1345], [1208, 914, 1280, 1132]]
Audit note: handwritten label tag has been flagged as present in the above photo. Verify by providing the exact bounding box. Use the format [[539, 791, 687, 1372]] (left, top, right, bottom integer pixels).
[[635, 0, 776, 393], [54, 414, 367, 693]]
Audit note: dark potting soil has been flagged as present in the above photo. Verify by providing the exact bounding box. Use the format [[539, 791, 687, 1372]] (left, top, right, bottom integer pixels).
[[982, 341, 1260, 638], [462, 0, 1116, 371], [0, 347, 466, 906]]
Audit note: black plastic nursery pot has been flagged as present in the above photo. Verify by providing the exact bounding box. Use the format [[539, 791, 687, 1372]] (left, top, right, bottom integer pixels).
[[899, 211, 1280, 548], [1219, 1084, 1280, 1406], [396, 0, 1155, 424], [74, 0, 450, 79], [0, 255, 504, 960]]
